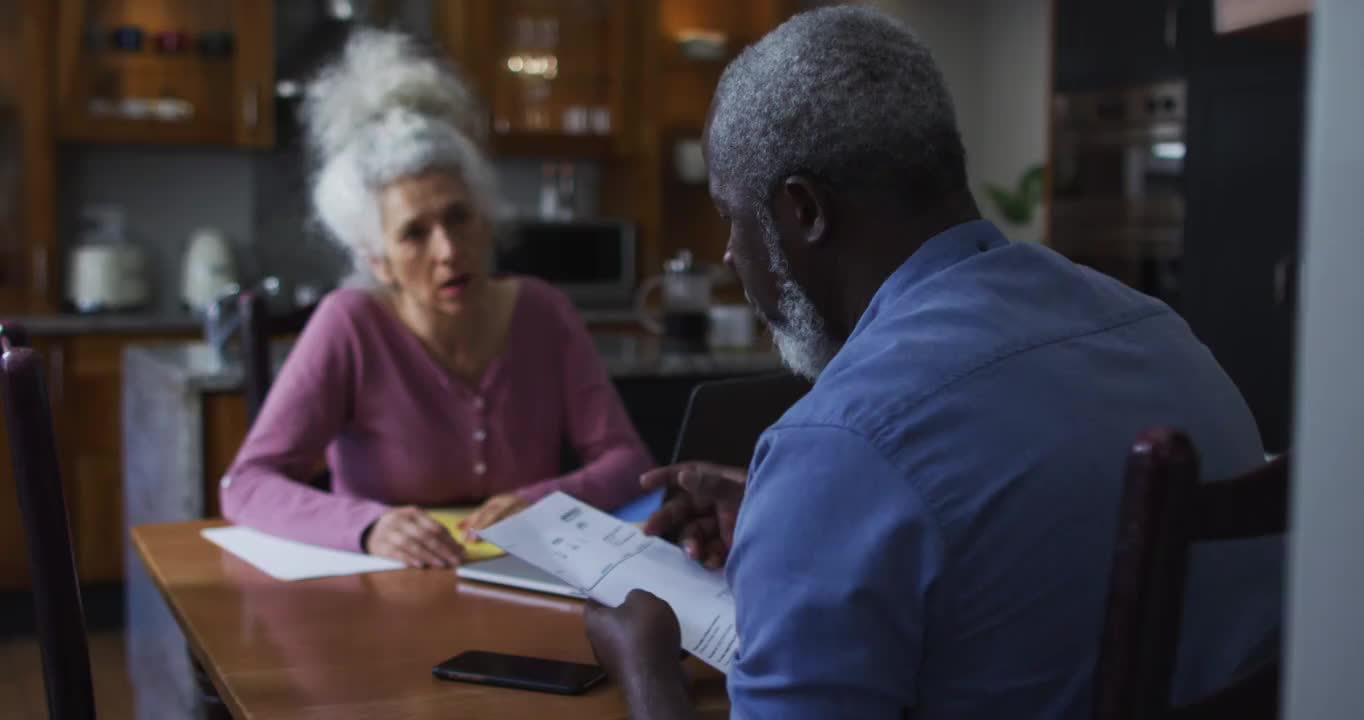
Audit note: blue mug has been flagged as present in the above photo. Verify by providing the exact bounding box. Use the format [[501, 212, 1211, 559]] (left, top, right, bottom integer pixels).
[[109, 26, 144, 52]]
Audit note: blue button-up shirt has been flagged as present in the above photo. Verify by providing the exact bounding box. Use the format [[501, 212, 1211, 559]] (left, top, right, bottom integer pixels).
[[725, 220, 1281, 719]]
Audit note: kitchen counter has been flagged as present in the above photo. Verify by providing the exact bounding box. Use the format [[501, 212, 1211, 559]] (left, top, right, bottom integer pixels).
[[123, 335, 783, 392], [9, 311, 202, 335], [12, 306, 644, 337]]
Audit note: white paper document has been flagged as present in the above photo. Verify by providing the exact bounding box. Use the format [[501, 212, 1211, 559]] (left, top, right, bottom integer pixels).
[[201, 526, 404, 581], [477, 492, 739, 673]]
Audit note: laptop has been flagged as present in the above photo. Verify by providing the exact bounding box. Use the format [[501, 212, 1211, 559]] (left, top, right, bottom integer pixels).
[[456, 554, 586, 599], [659, 373, 811, 542], [668, 372, 811, 470]]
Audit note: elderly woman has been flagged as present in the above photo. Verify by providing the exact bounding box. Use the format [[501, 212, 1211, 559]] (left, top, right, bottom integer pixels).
[[221, 30, 653, 567]]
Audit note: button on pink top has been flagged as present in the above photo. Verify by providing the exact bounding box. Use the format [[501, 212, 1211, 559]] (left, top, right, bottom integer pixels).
[[220, 277, 654, 551]]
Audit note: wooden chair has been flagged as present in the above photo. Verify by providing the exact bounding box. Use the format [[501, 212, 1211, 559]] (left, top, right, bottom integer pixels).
[[237, 290, 273, 422], [236, 291, 327, 488], [0, 337, 97, 719], [237, 290, 314, 423], [0, 319, 31, 348], [1094, 427, 1288, 720]]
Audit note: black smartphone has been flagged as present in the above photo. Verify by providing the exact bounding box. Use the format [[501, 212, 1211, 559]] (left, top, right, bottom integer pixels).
[[432, 650, 606, 695]]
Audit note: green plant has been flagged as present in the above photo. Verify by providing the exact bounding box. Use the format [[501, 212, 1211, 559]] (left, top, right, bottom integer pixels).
[[984, 164, 1046, 225]]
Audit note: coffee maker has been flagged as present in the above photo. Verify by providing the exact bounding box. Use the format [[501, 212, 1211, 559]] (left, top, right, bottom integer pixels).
[[636, 250, 714, 352]]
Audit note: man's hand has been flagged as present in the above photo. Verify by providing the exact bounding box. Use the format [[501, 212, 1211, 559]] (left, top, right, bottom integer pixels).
[[364, 507, 464, 568], [585, 590, 694, 720], [585, 589, 683, 677], [459, 493, 530, 542], [641, 463, 747, 569]]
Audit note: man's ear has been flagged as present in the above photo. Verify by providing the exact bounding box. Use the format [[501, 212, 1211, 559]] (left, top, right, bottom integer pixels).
[[775, 175, 830, 247]]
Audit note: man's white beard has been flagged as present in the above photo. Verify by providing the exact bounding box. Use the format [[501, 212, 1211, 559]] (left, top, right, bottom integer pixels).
[[762, 218, 839, 381]]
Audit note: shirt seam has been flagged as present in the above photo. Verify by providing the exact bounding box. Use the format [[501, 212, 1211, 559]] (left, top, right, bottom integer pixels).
[[756, 421, 949, 557], [750, 421, 945, 705], [860, 304, 1170, 448]]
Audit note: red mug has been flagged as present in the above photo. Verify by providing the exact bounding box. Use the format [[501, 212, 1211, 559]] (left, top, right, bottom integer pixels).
[[153, 31, 191, 53]]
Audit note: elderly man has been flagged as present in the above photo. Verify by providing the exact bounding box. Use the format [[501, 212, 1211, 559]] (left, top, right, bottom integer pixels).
[[585, 6, 1280, 719]]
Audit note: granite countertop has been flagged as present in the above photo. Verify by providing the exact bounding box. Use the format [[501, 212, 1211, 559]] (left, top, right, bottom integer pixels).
[[11, 312, 203, 336], [14, 307, 643, 337], [124, 343, 290, 393], [124, 335, 784, 392], [595, 336, 785, 378]]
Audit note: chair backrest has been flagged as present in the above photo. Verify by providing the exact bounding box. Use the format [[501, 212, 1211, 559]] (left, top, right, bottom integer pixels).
[[0, 319, 31, 348], [238, 291, 272, 423], [236, 294, 329, 491], [237, 292, 315, 423], [669, 371, 812, 466], [0, 340, 96, 719], [1094, 427, 1287, 720]]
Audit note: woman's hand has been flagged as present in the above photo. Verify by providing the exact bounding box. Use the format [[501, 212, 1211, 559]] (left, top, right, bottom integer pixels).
[[364, 506, 465, 568], [459, 493, 530, 542]]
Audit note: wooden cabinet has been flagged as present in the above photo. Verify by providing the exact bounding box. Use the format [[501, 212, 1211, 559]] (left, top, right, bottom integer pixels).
[[64, 335, 175, 583], [435, 0, 798, 278], [0, 331, 194, 589], [436, 0, 635, 158], [435, 0, 663, 277], [436, 0, 643, 158], [0, 0, 58, 314], [202, 391, 248, 519], [54, 0, 274, 147], [655, 0, 797, 270]]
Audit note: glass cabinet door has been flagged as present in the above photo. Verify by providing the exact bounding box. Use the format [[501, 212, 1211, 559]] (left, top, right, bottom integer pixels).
[[55, 0, 273, 147], [488, 0, 627, 141]]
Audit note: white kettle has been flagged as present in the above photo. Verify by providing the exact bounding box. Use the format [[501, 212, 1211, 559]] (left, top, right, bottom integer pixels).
[[181, 228, 239, 312]]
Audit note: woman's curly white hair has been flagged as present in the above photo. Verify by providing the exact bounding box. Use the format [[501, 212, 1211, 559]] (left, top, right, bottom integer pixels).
[[304, 29, 497, 284]]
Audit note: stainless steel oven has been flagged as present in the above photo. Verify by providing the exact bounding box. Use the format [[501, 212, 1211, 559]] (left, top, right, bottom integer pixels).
[[1051, 80, 1186, 306], [493, 218, 637, 308]]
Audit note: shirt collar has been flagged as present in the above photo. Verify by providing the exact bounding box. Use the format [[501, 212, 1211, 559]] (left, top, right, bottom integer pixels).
[[849, 219, 1009, 340]]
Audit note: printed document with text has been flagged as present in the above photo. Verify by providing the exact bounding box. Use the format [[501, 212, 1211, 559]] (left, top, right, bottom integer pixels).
[[477, 492, 738, 672]]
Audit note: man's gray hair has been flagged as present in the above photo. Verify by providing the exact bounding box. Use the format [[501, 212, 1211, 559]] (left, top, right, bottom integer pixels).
[[709, 6, 967, 215]]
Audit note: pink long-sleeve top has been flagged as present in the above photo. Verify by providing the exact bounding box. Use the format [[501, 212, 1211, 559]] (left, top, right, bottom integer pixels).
[[220, 277, 654, 551]]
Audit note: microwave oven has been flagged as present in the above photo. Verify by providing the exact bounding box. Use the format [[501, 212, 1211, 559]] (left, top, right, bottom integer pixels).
[[493, 218, 637, 308]]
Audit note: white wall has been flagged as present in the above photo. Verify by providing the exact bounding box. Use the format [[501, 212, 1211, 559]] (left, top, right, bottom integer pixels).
[[866, 0, 985, 186], [1284, 0, 1364, 718], [864, 0, 1052, 241], [973, 0, 1051, 242]]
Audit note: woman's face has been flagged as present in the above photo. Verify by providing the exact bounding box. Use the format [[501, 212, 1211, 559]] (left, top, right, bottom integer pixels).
[[373, 170, 491, 320]]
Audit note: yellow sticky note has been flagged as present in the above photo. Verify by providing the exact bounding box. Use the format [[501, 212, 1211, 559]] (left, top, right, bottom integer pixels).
[[429, 507, 506, 562]]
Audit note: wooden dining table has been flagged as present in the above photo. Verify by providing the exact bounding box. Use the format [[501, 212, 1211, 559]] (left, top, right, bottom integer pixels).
[[130, 520, 731, 719]]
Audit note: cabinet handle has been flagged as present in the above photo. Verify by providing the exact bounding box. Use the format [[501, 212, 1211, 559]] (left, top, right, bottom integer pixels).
[[31, 246, 47, 299], [243, 84, 259, 131], [1273, 254, 1294, 308], [1165, 2, 1179, 50]]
